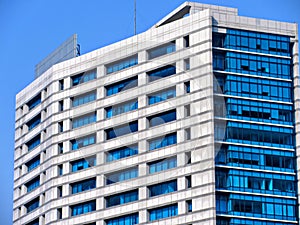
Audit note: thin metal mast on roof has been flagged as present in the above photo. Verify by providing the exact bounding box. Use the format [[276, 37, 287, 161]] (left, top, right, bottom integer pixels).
[[134, 0, 136, 35]]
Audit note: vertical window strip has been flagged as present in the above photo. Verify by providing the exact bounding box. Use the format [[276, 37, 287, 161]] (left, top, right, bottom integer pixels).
[[106, 190, 138, 208], [71, 200, 96, 216], [107, 145, 138, 162], [72, 70, 96, 86], [149, 132, 177, 150], [149, 204, 178, 221], [71, 178, 96, 194], [148, 157, 177, 174], [106, 55, 138, 74], [72, 113, 96, 129], [148, 41, 176, 59], [71, 157, 96, 172], [71, 134, 96, 150], [106, 76, 138, 96], [148, 87, 176, 105], [72, 91, 96, 107], [106, 167, 138, 185], [149, 180, 177, 197], [106, 99, 138, 118]]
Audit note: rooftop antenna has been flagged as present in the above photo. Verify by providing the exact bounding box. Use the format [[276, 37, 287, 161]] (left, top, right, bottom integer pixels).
[[134, 0, 136, 35]]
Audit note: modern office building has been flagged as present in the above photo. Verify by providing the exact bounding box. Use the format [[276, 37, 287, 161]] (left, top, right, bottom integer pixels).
[[13, 1, 299, 225]]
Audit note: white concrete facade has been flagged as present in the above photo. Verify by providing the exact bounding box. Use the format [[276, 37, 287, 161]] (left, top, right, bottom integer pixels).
[[13, 2, 298, 225]]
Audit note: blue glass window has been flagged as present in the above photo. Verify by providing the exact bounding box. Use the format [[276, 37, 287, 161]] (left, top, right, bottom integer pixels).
[[26, 114, 41, 131], [106, 190, 138, 208], [185, 81, 190, 93], [148, 41, 176, 59], [26, 176, 40, 192], [148, 109, 176, 127], [106, 55, 138, 74], [149, 204, 178, 221], [148, 157, 177, 174], [106, 167, 138, 185], [71, 156, 96, 172], [27, 135, 41, 151], [26, 155, 40, 172], [25, 197, 39, 213], [149, 132, 177, 150], [106, 76, 138, 96], [215, 145, 295, 173], [149, 180, 177, 197], [71, 134, 96, 150], [223, 75, 292, 102], [106, 121, 138, 140], [213, 29, 291, 56], [71, 178, 96, 194], [72, 70, 96, 86], [27, 93, 41, 110], [224, 98, 293, 125], [107, 144, 138, 162], [106, 99, 138, 118], [148, 87, 176, 105], [72, 112, 96, 129], [187, 200, 192, 212], [71, 200, 96, 216], [72, 91, 96, 107], [223, 121, 294, 149], [148, 65, 176, 82], [25, 218, 39, 225], [105, 213, 139, 225], [217, 217, 294, 225]]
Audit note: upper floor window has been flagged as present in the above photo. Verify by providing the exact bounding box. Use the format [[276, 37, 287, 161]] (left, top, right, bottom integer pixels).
[[148, 180, 177, 197], [106, 76, 138, 96], [72, 70, 96, 87], [147, 109, 176, 127], [148, 157, 177, 174], [71, 200, 96, 216], [106, 144, 138, 162], [25, 176, 40, 192], [71, 178, 96, 194], [26, 155, 40, 172], [149, 132, 177, 151], [106, 167, 138, 185], [149, 204, 178, 221], [72, 112, 96, 129], [71, 156, 96, 172], [106, 55, 138, 74], [148, 64, 176, 82], [106, 99, 138, 118], [148, 41, 176, 60], [105, 213, 139, 225], [106, 189, 138, 208], [27, 93, 41, 111], [105, 121, 138, 140], [26, 134, 41, 151], [25, 197, 39, 213], [72, 91, 96, 107], [71, 133, 96, 150], [26, 114, 41, 131], [148, 87, 176, 105]]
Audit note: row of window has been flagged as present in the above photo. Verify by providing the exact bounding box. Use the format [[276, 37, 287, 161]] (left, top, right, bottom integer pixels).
[[215, 144, 295, 173], [215, 121, 294, 148], [216, 168, 296, 196], [216, 216, 293, 225], [214, 96, 293, 125], [213, 30, 291, 56], [213, 51, 291, 79], [216, 193, 297, 221]]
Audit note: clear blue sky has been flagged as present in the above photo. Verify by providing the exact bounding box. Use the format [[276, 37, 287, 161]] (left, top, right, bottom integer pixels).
[[0, 0, 299, 224]]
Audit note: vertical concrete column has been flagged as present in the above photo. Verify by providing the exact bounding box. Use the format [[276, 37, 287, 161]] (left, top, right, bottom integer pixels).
[[97, 65, 106, 78], [176, 37, 184, 50], [64, 141, 71, 154], [65, 77, 72, 89], [97, 197, 104, 210], [139, 186, 148, 200], [177, 129, 185, 144], [62, 206, 69, 219], [138, 50, 148, 64], [178, 177, 186, 191], [97, 108, 105, 121], [176, 83, 185, 96], [177, 152, 186, 167], [63, 162, 70, 174], [65, 98, 72, 111], [63, 184, 70, 196], [97, 151, 105, 165], [98, 130, 105, 143], [139, 210, 148, 224], [138, 118, 147, 132], [139, 163, 147, 177], [178, 200, 187, 215], [138, 72, 147, 86], [97, 175, 105, 188]]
